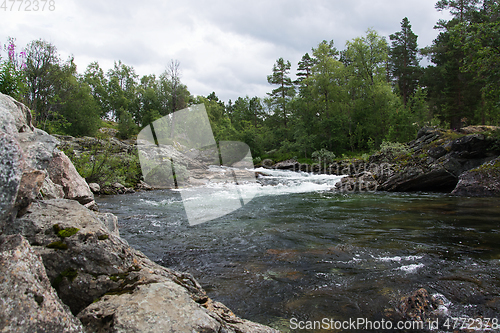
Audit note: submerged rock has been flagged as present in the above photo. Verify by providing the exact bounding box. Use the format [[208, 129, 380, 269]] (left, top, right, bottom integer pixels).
[[335, 171, 378, 192], [0, 234, 83, 332], [273, 159, 300, 170]]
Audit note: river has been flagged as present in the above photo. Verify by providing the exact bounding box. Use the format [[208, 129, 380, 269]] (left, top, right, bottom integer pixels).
[[96, 168, 500, 332]]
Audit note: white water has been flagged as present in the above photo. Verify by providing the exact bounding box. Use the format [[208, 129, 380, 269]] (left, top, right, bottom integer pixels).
[[171, 167, 344, 225]]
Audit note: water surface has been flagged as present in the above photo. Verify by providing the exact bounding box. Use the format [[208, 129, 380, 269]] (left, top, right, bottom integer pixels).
[[96, 170, 500, 331]]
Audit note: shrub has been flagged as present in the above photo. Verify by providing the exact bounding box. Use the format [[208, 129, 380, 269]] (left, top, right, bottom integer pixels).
[[62, 135, 142, 187], [312, 148, 336, 165], [379, 141, 410, 157]]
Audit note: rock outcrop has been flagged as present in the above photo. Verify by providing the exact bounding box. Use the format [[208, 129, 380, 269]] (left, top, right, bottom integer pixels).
[[0, 92, 279, 333], [451, 156, 500, 196], [16, 128, 96, 208], [0, 234, 83, 332], [333, 126, 500, 195]]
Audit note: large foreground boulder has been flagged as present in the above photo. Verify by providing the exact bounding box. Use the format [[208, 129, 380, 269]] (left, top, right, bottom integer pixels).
[[0, 234, 83, 332], [3, 199, 279, 332]]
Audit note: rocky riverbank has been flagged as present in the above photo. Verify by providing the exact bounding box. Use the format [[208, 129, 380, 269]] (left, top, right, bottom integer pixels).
[[0, 92, 279, 332], [259, 126, 500, 196]]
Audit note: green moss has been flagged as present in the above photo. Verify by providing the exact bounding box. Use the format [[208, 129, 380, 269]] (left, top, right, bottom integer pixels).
[[418, 153, 428, 159], [443, 130, 465, 141], [471, 160, 500, 176], [98, 234, 109, 240], [46, 241, 68, 250], [103, 286, 135, 296], [57, 227, 79, 238], [52, 224, 80, 238]]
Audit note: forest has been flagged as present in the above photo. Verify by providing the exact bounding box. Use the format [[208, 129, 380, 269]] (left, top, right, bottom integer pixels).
[[1, 0, 499, 163]]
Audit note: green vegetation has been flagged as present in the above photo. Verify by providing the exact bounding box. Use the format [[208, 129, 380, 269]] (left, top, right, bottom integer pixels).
[[1, 1, 499, 162], [53, 224, 79, 238], [61, 134, 142, 187], [57, 227, 79, 238], [98, 234, 109, 240]]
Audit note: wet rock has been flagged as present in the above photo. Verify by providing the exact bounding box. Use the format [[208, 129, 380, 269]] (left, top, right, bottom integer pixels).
[[0, 234, 83, 332], [261, 159, 274, 168], [451, 156, 500, 196], [374, 127, 500, 192], [396, 288, 443, 322], [0, 132, 23, 227], [273, 159, 300, 170], [335, 171, 378, 192]]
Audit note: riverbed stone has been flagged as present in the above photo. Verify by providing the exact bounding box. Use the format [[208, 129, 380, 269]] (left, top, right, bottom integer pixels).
[[0, 234, 83, 332]]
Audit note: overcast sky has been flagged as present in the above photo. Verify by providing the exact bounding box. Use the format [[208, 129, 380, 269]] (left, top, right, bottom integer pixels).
[[1, 0, 451, 102]]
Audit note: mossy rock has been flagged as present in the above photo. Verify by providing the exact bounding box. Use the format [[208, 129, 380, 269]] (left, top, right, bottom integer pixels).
[[46, 241, 68, 250], [57, 227, 80, 238], [53, 224, 80, 238]]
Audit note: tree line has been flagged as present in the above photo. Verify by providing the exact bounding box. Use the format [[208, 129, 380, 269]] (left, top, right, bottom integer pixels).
[[1, 0, 499, 162]]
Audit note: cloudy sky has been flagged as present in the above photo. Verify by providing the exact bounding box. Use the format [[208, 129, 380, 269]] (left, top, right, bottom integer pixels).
[[1, 0, 451, 102]]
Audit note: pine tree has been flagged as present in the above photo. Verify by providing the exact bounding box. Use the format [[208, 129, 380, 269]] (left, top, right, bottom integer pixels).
[[389, 17, 421, 107], [267, 58, 295, 128]]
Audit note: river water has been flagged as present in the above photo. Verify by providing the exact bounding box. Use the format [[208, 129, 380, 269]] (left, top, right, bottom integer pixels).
[[96, 168, 500, 332]]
